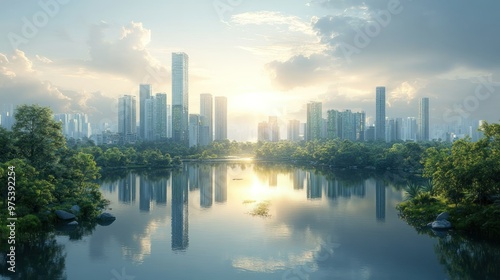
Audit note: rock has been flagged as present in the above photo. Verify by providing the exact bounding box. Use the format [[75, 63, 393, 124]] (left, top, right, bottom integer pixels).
[[426, 222, 433, 228], [97, 212, 116, 221], [55, 210, 76, 220], [436, 212, 449, 221], [67, 221, 78, 226], [70, 205, 80, 214], [431, 220, 452, 230]]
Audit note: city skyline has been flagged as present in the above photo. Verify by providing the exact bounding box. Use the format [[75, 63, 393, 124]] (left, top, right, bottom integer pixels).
[[1, 1, 499, 141]]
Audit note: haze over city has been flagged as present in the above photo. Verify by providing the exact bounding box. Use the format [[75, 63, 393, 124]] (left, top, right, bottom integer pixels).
[[1, 0, 499, 141]]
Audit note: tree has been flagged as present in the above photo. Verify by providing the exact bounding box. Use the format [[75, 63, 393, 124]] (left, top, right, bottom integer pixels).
[[12, 105, 66, 171]]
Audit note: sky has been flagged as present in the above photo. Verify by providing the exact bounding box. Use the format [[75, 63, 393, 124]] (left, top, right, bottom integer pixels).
[[1, 0, 499, 141]]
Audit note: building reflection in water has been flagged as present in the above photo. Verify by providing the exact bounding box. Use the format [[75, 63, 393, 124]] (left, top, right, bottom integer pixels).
[[199, 165, 213, 208], [269, 170, 278, 187], [325, 175, 366, 200], [139, 177, 152, 212], [292, 169, 305, 190], [172, 165, 189, 251], [188, 164, 199, 191], [118, 173, 136, 203], [307, 171, 323, 199], [376, 179, 386, 222], [214, 164, 227, 203]]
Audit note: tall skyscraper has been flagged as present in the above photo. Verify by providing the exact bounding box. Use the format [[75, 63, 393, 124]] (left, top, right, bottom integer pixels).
[[375, 86, 386, 141], [287, 119, 300, 142], [200, 93, 213, 143], [214, 96, 227, 141], [118, 95, 137, 143], [418, 97, 430, 141], [139, 84, 152, 139], [172, 52, 189, 143], [306, 101, 322, 141]]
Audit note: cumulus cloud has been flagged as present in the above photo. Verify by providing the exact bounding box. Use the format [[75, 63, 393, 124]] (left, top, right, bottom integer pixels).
[[82, 21, 169, 85], [0, 50, 116, 124]]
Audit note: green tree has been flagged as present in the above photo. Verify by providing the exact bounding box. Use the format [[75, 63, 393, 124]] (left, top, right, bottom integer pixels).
[[12, 105, 66, 171]]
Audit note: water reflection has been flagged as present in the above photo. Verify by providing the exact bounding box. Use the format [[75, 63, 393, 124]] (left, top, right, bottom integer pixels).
[[171, 165, 189, 251], [376, 180, 386, 222], [90, 163, 500, 279]]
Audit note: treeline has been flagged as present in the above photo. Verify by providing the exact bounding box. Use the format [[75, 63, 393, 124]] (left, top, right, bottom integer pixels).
[[0, 105, 108, 242], [254, 139, 450, 172], [68, 138, 256, 169]]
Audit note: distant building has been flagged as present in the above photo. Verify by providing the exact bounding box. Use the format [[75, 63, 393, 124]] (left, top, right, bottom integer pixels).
[[258, 121, 270, 142], [287, 119, 300, 142], [375, 87, 386, 141], [143, 93, 168, 141], [188, 114, 201, 147], [200, 93, 213, 143], [326, 109, 365, 141], [268, 116, 280, 142], [54, 113, 92, 139], [214, 96, 227, 141], [139, 84, 152, 139], [0, 104, 14, 130], [306, 101, 322, 141], [118, 95, 137, 143], [418, 97, 430, 141], [365, 125, 375, 141]]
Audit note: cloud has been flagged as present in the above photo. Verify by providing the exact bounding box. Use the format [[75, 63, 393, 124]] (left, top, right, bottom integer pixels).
[[83, 21, 169, 85], [266, 54, 335, 90], [261, 1, 500, 123], [0, 50, 117, 125]]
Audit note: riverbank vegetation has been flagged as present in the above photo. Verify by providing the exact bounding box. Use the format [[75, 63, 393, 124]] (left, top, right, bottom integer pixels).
[[397, 122, 500, 240], [0, 105, 108, 244]]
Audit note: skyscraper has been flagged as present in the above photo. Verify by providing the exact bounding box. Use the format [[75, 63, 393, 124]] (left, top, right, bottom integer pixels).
[[214, 96, 227, 141], [200, 93, 213, 143], [172, 52, 189, 143], [418, 97, 430, 141], [118, 95, 137, 143], [375, 87, 386, 141], [139, 84, 152, 139], [268, 116, 280, 142], [306, 101, 322, 141], [287, 119, 300, 142], [154, 93, 168, 140]]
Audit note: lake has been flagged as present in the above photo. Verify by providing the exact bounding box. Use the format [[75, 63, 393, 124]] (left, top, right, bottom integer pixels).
[[3, 162, 500, 279]]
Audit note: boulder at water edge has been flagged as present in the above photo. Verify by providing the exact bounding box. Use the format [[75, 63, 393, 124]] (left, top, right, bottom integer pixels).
[[97, 212, 116, 221], [70, 205, 80, 214], [431, 220, 452, 230], [67, 221, 78, 226], [55, 210, 76, 220]]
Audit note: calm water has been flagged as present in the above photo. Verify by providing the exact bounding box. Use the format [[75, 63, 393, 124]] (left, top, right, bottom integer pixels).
[[3, 163, 500, 280]]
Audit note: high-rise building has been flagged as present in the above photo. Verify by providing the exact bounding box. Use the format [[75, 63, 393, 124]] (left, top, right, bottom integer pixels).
[[118, 95, 137, 143], [0, 104, 14, 130], [155, 93, 168, 140], [375, 87, 386, 141], [188, 114, 201, 147], [172, 52, 189, 143], [287, 119, 300, 142], [143, 93, 168, 141], [139, 84, 152, 139], [200, 93, 213, 143], [268, 116, 280, 142], [257, 121, 270, 142], [306, 101, 322, 141], [214, 96, 227, 141], [418, 97, 430, 141], [326, 109, 365, 141], [54, 113, 92, 139]]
